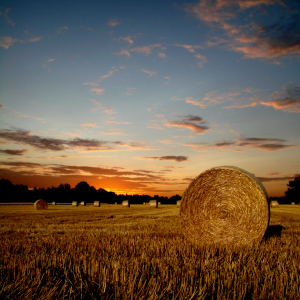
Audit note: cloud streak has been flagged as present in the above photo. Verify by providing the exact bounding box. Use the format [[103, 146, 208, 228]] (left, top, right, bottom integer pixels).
[[139, 156, 189, 162], [187, 0, 300, 62], [164, 115, 209, 135]]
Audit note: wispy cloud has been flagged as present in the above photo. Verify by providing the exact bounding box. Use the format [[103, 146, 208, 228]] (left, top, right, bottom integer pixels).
[[141, 68, 157, 76], [5, 35, 43, 49], [174, 44, 202, 53], [0, 129, 152, 153], [164, 115, 209, 135], [139, 156, 189, 162], [186, 0, 300, 62], [83, 82, 99, 86], [184, 137, 296, 152], [81, 122, 98, 128], [107, 19, 120, 27], [98, 66, 121, 81], [90, 88, 105, 95], [0, 8, 15, 26], [0, 36, 19, 49], [90, 99, 116, 115], [0, 149, 28, 156], [194, 53, 207, 67], [225, 85, 300, 113], [260, 85, 300, 113]]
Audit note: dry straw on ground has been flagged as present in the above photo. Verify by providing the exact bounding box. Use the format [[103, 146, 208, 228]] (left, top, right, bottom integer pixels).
[[180, 166, 269, 246], [80, 201, 86, 206], [149, 200, 158, 208], [122, 200, 130, 207], [94, 201, 100, 207], [270, 200, 279, 208], [34, 199, 48, 210], [72, 201, 78, 206], [177, 200, 181, 208]]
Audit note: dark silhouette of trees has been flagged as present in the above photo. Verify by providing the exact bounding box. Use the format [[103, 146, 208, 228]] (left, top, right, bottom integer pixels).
[[0, 178, 182, 204], [285, 176, 300, 204]]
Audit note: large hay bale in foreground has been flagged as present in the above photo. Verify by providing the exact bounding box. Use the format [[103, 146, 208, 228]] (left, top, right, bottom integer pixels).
[[270, 200, 279, 208], [177, 200, 181, 208], [149, 200, 158, 208], [72, 201, 78, 206], [122, 200, 130, 207], [180, 166, 269, 245], [34, 199, 48, 210], [80, 201, 86, 206], [94, 201, 100, 207]]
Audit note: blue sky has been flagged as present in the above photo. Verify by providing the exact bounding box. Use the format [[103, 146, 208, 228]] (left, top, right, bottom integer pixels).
[[1, 0, 299, 197]]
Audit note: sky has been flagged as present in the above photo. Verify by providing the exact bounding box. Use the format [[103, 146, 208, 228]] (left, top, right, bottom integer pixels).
[[0, 0, 299, 197]]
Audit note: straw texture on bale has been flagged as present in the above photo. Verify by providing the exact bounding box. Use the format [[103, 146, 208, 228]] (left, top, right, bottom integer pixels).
[[52, 202, 56, 205], [177, 200, 181, 208], [72, 201, 78, 206], [180, 166, 269, 245], [80, 201, 86, 206], [149, 200, 158, 208], [94, 201, 100, 207], [270, 200, 279, 208], [34, 199, 48, 210], [122, 200, 130, 207]]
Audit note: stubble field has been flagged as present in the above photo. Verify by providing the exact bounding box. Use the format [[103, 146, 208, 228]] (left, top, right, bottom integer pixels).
[[0, 203, 300, 299]]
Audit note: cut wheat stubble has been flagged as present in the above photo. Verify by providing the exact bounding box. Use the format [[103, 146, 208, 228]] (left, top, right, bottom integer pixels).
[[180, 166, 269, 246]]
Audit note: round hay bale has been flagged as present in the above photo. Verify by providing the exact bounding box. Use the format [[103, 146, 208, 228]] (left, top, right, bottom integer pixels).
[[52, 202, 56, 205], [177, 200, 181, 208], [72, 201, 78, 206], [122, 200, 130, 207], [143, 202, 146, 205], [80, 201, 86, 206], [270, 200, 279, 208], [158, 202, 161, 205], [34, 199, 48, 210], [291, 202, 295, 205], [115, 202, 118, 205], [149, 200, 158, 208], [94, 201, 100, 207], [180, 166, 269, 245]]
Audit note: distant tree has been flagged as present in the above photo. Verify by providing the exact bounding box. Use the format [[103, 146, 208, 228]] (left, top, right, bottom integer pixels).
[[75, 181, 90, 191], [285, 176, 300, 204]]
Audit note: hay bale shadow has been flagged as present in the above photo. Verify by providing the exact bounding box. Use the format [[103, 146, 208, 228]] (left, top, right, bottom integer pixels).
[[263, 225, 285, 240]]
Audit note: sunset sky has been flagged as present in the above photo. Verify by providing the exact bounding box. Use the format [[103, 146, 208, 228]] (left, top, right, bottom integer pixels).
[[0, 0, 299, 197]]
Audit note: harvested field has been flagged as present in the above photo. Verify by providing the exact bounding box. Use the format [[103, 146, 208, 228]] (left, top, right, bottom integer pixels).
[[0, 204, 299, 299]]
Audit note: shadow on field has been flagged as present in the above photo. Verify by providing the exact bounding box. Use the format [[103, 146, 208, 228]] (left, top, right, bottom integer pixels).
[[263, 225, 285, 240]]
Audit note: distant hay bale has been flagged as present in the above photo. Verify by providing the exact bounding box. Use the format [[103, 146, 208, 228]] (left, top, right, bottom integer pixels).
[[149, 200, 158, 208], [72, 201, 78, 206], [52, 202, 56, 205], [80, 201, 86, 206], [34, 199, 48, 210], [158, 202, 161, 205], [122, 200, 130, 207], [177, 200, 181, 208], [270, 200, 279, 208], [291, 202, 295, 205], [143, 202, 146, 205], [115, 202, 118, 205], [94, 201, 100, 207], [180, 166, 269, 245]]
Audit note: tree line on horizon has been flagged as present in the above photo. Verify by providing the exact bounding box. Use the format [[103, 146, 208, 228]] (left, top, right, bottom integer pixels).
[[1, 176, 299, 205], [0, 179, 182, 205]]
